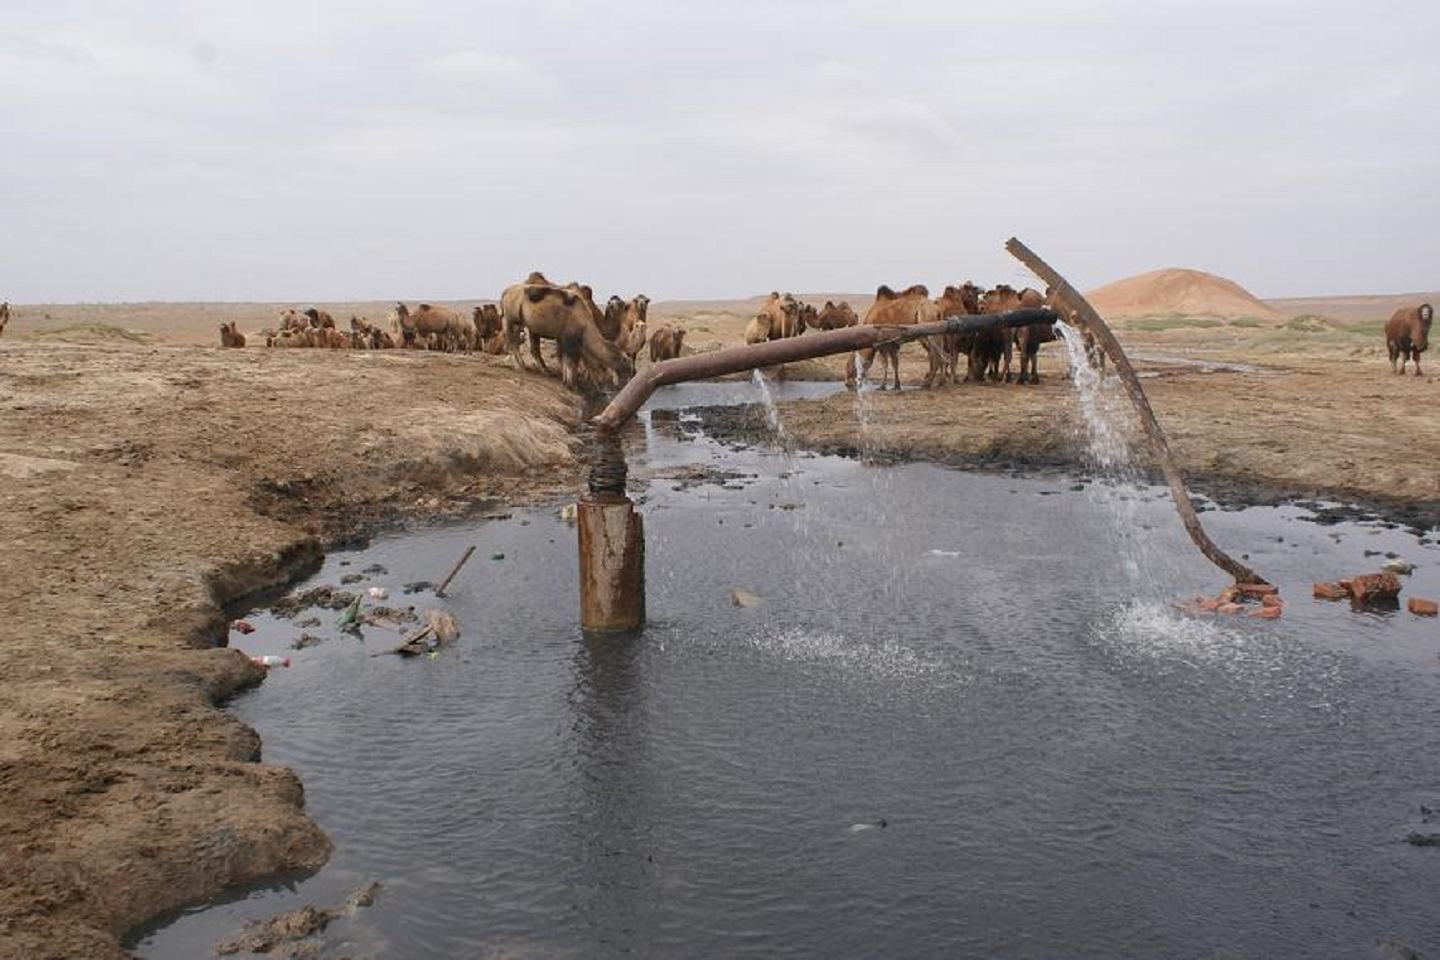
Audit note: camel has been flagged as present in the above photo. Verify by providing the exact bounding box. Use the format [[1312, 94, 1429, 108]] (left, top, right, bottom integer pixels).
[[935, 283, 983, 384], [978, 285, 1023, 381], [1387, 303, 1433, 376], [393, 303, 472, 351], [500, 277, 632, 389], [813, 300, 859, 331], [847, 284, 945, 390], [1010, 287, 1056, 384], [649, 325, 685, 362], [472, 304, 506, 354], [744, 314, 770, 345], [605, 294, 650, 363], [302, 307, 336, 330], [755, 292, 803, 340], [1, 301, 10, 338], [796, 302, 817, 334], [218, 322, 245, 348]]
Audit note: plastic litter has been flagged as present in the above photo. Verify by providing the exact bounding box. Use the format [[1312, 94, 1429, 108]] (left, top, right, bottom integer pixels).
[[335, 594, 363, 630], [366, 586, 389, 600], [251, 655, 291, 669], [231, 619, 256, 634]]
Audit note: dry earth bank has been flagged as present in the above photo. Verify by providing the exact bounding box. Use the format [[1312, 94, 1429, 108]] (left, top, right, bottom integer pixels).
[[0, 339, 580, 959]]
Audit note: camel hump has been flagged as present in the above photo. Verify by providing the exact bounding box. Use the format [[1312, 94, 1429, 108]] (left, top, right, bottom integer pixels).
[[903, 284, 928, 298], [526, 271, 550, 285], [876, 285, 896, 300]]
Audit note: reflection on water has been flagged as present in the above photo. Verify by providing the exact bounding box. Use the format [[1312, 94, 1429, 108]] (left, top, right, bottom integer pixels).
[[135, 381, 1440, 959]]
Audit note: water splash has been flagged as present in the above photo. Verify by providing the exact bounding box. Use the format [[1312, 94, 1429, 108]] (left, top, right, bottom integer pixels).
[[751, 368, 791, 448], [1055, 321, 1182, 594]]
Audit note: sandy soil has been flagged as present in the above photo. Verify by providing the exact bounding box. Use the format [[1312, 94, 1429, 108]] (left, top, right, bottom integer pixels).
[[0, 336, 580, 959], [1, 295, 1437, 958]]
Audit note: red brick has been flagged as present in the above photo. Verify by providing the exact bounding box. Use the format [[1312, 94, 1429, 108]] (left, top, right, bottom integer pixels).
[[1248, 605, 1282, 620], [1345, 572, 1402, 605], [1235, 582, 1278, 598], [1313, 582, 1348, 601], [1408, 597, 1439, 617]]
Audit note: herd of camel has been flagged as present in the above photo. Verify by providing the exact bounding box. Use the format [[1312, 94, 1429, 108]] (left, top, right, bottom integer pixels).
[[6, 275, 1427, 389], [216, 277, 1435, 388], [214, 273, 1108, 391]]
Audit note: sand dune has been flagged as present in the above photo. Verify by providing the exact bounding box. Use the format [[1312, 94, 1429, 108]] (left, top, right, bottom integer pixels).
[[1085, 268, 1285, 321]]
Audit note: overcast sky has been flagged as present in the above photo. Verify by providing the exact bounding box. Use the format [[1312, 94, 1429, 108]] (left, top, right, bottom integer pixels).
[[2, 1, 1436, 302]]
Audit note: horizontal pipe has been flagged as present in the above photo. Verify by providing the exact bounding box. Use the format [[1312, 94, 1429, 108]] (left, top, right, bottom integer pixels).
[[594, 307, 1058, 430]]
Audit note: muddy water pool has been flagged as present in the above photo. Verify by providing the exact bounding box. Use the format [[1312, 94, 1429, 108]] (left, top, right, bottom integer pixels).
[[134, 381, 1440, 958]]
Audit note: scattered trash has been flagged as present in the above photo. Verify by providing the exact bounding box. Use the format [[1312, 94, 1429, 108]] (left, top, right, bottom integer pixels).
[[340, 572, 366, 585], [250, 655, 291, 669], [435, 545, 477, 597], [366, 605, 419, 626], [401, 581, 433, 594], [361, 563, 388, 575], [390, 609, 461, 657], [295, 616, 321, 628], [490, 552, 505, 561], [230, 619, 255, 635], [729, 587, 762, 608], [366, 586, 389, 600], [425, 609, 460, 643], [290, 633, 323, 650], [335, 594, 363, 631], [215, 881, 381, 956], [1382, 558, 1416, 575], [1408, 597, 1438, 617], [928, 549, 961, 558], [560, 502, 578, 522], [848, 819, 888, 832], [1405, 832, 1440, 847]]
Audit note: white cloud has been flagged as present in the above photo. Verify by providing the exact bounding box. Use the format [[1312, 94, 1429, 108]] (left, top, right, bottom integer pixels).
[[0, 0, 1436, 301]]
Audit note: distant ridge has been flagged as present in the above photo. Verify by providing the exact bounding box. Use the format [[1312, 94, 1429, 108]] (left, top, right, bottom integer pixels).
[[1085, 268, 1285, 321]]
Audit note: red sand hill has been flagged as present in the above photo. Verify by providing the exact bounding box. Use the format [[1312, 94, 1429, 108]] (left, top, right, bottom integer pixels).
[[1085, 268, 1286, 321]]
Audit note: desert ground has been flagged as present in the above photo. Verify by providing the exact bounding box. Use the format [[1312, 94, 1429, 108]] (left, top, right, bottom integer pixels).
[[1, 276, 1437, 958]]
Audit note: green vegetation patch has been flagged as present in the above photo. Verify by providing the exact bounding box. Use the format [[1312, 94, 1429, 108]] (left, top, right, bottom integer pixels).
[[1123, 314, 1226, 332], [29, 323, 151, 343]]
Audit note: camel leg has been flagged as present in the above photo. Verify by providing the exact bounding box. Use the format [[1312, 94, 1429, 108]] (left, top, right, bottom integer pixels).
[[529, 333, 551, 373], [1413, 351, 1423, 376], [1389, 344, 1398, 373], [1399, 352, 1408, 375]]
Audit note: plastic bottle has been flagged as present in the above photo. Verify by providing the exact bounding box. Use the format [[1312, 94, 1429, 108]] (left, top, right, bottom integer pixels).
[[251, 655, 291, 669]]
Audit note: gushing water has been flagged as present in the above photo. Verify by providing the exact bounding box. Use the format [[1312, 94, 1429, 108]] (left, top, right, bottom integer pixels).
[[1055, 321, 1181, 595], [751, 368, 790, 447]]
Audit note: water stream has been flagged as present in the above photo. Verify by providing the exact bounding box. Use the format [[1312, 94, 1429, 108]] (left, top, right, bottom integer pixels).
[[132, 381, 1440, 959]]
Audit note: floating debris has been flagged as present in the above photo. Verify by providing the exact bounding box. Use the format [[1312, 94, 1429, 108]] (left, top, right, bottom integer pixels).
[[729, 587, 762, 608], [230, 619, 255, 635], [335, 594, 363, 631], [214, 881, 381, 956]]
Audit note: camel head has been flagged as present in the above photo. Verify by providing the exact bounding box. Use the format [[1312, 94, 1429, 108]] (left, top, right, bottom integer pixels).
[[1417, 304, 1434, 350], [632, 294, 650, 323]]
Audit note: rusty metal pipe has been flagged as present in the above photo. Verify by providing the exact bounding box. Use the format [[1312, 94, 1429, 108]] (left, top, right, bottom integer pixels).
[[593, 307, 1057, 430]]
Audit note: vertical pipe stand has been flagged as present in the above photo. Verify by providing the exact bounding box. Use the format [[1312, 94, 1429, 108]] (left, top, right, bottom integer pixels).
[[578, 429, 645, 631]]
